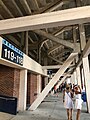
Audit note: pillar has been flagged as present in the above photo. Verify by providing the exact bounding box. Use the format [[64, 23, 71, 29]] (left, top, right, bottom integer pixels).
[[18, 69, 27, 111], [79, 24, 90, 113], [81, 68, 85, 89], [70, 75, 73, 84], [20, 32, 24, 51], [25, 31, 28, 55], [37, 75, 42, 95], [82, 57, 90, 112], [44, 69, 48, 87], [76, 67, 81, 88], [73, 71, 77, 84]]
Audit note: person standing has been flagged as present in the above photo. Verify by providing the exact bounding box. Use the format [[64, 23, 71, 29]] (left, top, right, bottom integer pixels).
[[63, 84, 73, 120], [54, 84, 58, 97], [74, 85, 83, 120]]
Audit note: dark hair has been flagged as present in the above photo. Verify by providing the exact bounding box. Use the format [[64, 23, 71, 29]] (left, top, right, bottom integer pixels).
[[74, 85, 78, 89], [66, 87, 69, 90], [74, 84, 78, 87]]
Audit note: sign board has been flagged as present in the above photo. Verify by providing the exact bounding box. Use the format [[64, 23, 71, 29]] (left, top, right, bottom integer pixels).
[[1, 39, 23, 66]]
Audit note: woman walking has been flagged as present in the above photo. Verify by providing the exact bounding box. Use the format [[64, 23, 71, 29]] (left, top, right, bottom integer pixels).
[[74, 85, 83, 120], [63, 84, 73, 120]]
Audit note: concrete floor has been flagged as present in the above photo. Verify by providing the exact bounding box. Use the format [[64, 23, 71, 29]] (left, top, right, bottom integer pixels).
[[0, 93, 90, 120]]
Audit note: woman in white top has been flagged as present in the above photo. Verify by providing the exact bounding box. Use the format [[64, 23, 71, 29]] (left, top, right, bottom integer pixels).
[[74, 85, 83, 120], [63, 85, 73, 120]]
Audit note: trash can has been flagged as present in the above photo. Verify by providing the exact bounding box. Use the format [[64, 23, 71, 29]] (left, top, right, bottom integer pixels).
[[0, 95, 17, 115]]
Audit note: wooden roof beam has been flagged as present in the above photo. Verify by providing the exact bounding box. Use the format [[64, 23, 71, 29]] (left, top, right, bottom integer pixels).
[[19, 0, 32, 14], [48, 55, 63, 65], [83, 38, 90, 57], [34, 30, 76, 49], [11, 0, 23, 16], [0, 0, 14, 18], [0, 6, 90, 34]]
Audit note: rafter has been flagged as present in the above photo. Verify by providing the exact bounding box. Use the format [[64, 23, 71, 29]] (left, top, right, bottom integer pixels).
[[28, 42, 38, 50], [0, 0, 14, 18], [38, 0, 73, 52], [39, 26, 74, 53], [0, 15, 3, 19], [48, 44, 62, 55], [39, 27, 65, 49], [54, 49, 71, 58], [38, 0, 61, 13], [42, 63, 75, 69], [19, 0, 32, 15], [75, 0, 81, 7], [48, 55, 63, 65], [19, 27, 66, 51], [31, 0, 40, 11], [0, 6, 90, 34], [34, 30, 74, 49], [2, 34, 19, 46], [83, 38, 90, 57], [11, 0, 23, 16], [0, 0, 38, 58], [44, 0, 70, 12], [42, 65, 61, 69], [40, 0, 71, 13]]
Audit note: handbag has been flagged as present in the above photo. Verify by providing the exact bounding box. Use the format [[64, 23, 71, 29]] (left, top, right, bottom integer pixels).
[[67, 92, 76, 103], [72, 96, 76, 103]]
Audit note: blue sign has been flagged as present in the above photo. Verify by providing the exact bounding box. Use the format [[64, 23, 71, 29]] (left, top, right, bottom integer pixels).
[[2, 39, 23, 66]]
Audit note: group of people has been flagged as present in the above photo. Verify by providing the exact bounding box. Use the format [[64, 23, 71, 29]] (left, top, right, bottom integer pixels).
[[63, 84, 83, 120]]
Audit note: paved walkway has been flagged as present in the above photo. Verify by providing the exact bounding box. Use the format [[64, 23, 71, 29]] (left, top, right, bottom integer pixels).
[[0, 93, 90, 120]]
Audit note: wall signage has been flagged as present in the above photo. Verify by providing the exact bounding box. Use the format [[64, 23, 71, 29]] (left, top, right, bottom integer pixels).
[[1, 39, 23, 66]]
